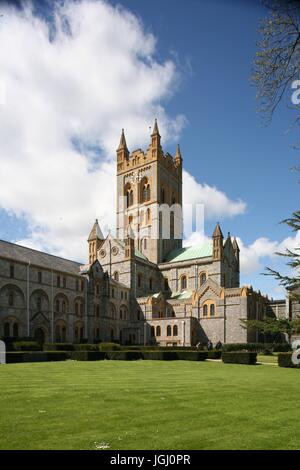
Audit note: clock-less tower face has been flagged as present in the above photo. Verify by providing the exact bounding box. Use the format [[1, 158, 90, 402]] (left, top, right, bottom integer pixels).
[[116, 121, 183, 264]]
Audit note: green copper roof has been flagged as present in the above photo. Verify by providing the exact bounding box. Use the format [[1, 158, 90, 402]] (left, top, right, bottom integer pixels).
[[164, 242, 213, 263], [134, 248, 148, 261], [171, 290, 193, 300]]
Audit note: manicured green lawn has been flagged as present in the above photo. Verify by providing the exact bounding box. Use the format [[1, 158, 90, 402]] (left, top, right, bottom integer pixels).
[[0, 360, 299, 450], [257, 354, 279, 364]]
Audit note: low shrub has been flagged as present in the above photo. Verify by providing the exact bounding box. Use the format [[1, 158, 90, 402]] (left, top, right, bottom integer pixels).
[[222, 352, 257, 365], [207, 350, 222, 359], [71, 351, 106, 361], [43, 343, 75, 351], [6, 352, 25, 363], [5, 351, 68, 363], [278, 352, 300, 368], [73, 344, 99, 351], [222, 343, 291, 353], [106, 351, 142, 360], [142, 351, 178, 360], [273, 343, 292, 353], [13, 341, 40, 351], [175, 351, 208, 361], [99, 342, 122, 351]]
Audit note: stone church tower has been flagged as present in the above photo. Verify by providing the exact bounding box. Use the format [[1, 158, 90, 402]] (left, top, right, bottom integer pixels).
[[116, 120, 183, 264]]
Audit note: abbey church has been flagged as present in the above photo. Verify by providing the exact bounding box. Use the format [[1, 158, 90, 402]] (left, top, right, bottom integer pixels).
[[0, 121, 293, 346]]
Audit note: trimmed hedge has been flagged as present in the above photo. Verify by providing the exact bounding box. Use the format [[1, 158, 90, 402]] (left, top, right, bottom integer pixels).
[[207, 350, 222, 359], [222, 352, 257, 365], [6, 352, 68, 363], [175, 351, 208, 361], [71, 351, 106, 361], [13, 341, 40, 351], [44, 343, 75, 351], [142, 351, 178, 361], [106, 351, 142, 360], [278, 352, 300, 368], [222, 343, 291, 353], [99, 342, 122, 351], [73, 344, 99, 351]]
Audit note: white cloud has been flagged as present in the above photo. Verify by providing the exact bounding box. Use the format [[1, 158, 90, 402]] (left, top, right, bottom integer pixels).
[[184, 229, 300, 288], [0, 0, 246, 262], [183, 171, 247, 220]]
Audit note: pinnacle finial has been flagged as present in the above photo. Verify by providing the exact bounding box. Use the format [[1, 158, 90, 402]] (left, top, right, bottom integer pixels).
[[212, 222, 223, 238], [117, 128, 128, 151], [175, 144, 182, 161], [151, 118, 160, 136]]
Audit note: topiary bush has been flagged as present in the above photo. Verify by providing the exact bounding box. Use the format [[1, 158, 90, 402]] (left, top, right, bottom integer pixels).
[[99, 342, 122, 351], [278, 352, 300, 368], [43, 343, 74, 351], [222, 343, 291, 353], [73, 344, 99, 351], [71, 351, 106, 361], [175, 351, 208, 361], [207, 350, 222, 359], [142, 351, 178, 360], [222, 352, 257, 365], [5, 351, 68, 363], [13, 341, 40, 351], [106, 351, 142, 360]]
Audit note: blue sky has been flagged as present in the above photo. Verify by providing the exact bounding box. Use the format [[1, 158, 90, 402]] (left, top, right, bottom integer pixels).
[[0, 0, 298, 297]]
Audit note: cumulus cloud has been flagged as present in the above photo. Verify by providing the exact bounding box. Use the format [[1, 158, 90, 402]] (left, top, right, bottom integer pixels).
[[183, 171, 246, 220], [0, 0, 246, 262]]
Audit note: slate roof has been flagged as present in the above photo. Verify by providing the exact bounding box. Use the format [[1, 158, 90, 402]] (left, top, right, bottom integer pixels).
[[164, 242, 213, 263], [0, 239, 82, 275]]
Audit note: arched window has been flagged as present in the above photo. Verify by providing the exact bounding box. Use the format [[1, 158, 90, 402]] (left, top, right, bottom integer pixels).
[[146, 184, 150, 201], [55, 299, 60, 312], [167, 325, 172, 336], [173, 325, 178, 336], [161, 186, 165, 203], [62, 300, 66, 313], [203, 304, 208, 317], [200, 272, 207, 286], [127, 189, 133, 208], [180, 275, 187, 291], [80, 303, 84, 316], [55, 325, 61, 342], [210, 304, 215, 317], [143, 185, 147, 202], [146, 208, 151, 224], [156, 325, 161, 337], [151, 326, 155, 337], [13, 322, 19, 338], [114, 271, 119, 282], [37, 296, 42, 310], [4, 322, 10, 337], [8, 291, 14, 307], [75, 302, 78, 316], [171, 193, 176, 205], [120, 309, 123, 320], [170, 212, 174, 240], [62, 326, 66, 342], [137, 273, 142, 288], [144, 238, 147, 250]]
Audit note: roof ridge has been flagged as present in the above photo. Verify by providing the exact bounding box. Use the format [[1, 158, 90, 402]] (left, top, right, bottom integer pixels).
[[0, 239, 82, 266]]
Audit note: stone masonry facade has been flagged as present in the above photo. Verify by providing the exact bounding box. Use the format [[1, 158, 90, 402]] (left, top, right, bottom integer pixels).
[[0, 120, 294, 346]]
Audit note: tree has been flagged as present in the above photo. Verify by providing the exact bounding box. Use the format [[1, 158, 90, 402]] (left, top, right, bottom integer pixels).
[[264, 211, 300, 300], [253, 1, 300, 301], [253, 0, 300, 123], [241, 317, 300, 343]]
